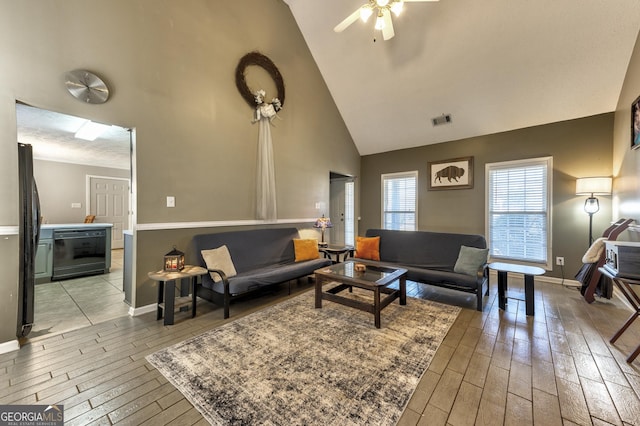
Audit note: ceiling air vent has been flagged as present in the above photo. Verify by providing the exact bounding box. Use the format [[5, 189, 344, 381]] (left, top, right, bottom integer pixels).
[[432, 114, 452, 126]]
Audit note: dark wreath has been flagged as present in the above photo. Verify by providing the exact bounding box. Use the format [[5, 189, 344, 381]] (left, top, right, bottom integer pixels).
[[235, 51, 285, 109]]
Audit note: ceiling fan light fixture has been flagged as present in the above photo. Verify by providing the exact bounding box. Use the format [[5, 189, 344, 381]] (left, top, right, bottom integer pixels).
[[334, 0, 438, 41], [360, 5, 373, 22], [391, 1, 404, 16]]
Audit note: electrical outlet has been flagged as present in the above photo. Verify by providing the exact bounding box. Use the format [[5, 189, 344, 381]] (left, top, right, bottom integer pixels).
[[166, 196, 175, 208], [556, 256, 565, 266]]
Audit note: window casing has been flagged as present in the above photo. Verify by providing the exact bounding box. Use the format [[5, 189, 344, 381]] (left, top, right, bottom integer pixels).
[[381, 171, 417, 231], [486, 157, 552, 268]]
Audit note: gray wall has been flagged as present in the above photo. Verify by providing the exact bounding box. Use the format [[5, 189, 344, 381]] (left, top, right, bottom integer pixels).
[[0, 0, 360, 345], [360, 113, 614, 279], [34, 159, 129, 224], [613, 30, 640, 232]]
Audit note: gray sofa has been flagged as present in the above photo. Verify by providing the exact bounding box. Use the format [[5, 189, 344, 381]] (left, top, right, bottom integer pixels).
[[355, 229, 489, 311], [193, 227, 332, 318]]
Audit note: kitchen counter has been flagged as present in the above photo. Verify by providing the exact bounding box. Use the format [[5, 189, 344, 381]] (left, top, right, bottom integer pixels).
[[42, 223, 113, 230], [37, 223, 113, 282]]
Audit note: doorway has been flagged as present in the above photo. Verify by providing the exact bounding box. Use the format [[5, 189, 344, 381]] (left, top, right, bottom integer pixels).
[[89, 176, 130, 249], [329, 172, 355, 247], [16, 102, 134, 337]]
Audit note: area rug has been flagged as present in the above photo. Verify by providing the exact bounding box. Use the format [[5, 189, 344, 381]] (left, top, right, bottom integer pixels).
[[146, 288, 460, 425]]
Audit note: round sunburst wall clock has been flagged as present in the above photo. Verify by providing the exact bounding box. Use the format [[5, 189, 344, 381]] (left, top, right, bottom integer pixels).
[[64, 69, 110, 104]]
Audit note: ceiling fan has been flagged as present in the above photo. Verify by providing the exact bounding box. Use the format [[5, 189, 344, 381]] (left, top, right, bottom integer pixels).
[[334, 0, 439, 41]]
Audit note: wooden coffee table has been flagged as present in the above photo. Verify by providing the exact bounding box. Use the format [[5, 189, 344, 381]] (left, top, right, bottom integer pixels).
[[314, 261, 407, 328]]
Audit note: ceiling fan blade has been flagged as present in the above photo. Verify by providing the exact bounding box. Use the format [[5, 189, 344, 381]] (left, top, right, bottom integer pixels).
[[382, 10, 395, 40], [334, 8, 361, 33]]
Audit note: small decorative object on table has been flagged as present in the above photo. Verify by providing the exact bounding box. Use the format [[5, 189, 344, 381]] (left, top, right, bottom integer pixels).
[[355, 263, 366, 272], [314, 215, 333, 248], [164, 246, 185, 272]]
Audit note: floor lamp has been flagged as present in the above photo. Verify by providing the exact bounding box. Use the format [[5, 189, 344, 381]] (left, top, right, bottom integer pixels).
[[576, 177, 612, 247]]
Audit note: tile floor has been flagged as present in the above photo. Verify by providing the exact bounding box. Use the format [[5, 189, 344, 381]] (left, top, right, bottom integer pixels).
[[31, 249, 129, 338]]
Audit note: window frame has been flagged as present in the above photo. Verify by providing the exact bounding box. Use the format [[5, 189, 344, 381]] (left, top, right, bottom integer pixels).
[[485, 157, 553, 269], [381, 171, 418, 231]]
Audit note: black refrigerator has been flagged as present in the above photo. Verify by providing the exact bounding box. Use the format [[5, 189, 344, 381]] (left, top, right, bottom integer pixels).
[[17, 143, 41, 338]]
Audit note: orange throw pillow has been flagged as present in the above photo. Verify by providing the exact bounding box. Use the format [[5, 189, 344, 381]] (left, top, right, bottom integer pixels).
[[293, 239, 320, 262], [356, 236, 380, 261]]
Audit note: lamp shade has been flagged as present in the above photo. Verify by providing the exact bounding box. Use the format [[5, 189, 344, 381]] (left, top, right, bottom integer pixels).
[[313, 215, 333, 229], [576, 177, 612, 195]]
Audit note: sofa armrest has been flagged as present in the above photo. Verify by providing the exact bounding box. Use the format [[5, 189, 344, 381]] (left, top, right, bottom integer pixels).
[[480, 263, 489, 280], [206, 268, 231, 319]]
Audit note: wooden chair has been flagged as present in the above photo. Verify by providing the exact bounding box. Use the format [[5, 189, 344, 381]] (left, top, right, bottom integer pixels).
[[580, 218, 633, 303]]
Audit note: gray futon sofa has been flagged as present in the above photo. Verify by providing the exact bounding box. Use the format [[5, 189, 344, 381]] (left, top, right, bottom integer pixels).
[[193, 227, 332, 318], [355, 229, 489, 311]]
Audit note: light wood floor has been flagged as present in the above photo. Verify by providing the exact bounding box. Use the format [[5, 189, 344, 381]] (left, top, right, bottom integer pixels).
[[0, 277, 639, 425]]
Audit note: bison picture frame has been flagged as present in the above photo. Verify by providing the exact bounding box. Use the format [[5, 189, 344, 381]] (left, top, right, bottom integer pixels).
[[428, 156, 474, 190]]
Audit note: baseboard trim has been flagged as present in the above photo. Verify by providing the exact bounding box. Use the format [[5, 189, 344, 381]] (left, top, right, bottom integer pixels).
[[487, 270, 580, 287], [0, 339, 20, 354], [129, 303, 157, 317], [538, 276, 581, 287]]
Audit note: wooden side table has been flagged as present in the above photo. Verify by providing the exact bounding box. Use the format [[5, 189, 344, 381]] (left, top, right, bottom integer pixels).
[[489, 262, 545, 316], [599, 267, 640, 363], [148, 265, 207, 325]]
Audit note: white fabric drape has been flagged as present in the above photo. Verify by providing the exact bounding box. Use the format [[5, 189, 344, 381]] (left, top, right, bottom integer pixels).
[[256, 116, 277, 221]]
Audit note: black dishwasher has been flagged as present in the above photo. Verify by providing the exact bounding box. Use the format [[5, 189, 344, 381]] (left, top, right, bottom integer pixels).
[[52, 228, 107, 280]]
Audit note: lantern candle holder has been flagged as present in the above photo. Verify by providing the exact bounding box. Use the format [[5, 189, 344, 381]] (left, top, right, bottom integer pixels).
[[164, 246, 185, 272]]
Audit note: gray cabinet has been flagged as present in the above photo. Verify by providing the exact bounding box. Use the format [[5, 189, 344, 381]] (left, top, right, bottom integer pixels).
[[35, 239, 53, 280]]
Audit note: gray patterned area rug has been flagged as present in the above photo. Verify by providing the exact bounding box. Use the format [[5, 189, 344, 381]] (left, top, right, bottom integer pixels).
[[146, 288, 460, 425]]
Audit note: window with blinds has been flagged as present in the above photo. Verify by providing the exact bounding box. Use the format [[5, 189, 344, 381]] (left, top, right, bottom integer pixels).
[[381, 171, 417, 231], [486, 157, 552, 267]]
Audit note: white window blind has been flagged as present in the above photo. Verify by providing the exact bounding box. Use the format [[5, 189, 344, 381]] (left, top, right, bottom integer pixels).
[[382, 171, 417, 231], [486, 157, 552, 266]]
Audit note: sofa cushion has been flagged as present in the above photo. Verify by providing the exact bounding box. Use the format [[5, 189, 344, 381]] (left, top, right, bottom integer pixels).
[[406, 266, 479, 289], [355, 236, 380, 260], [365, 229, 486, 269], [194, 228, 300, 273], [201, 245, 237, 282], [453, 245, 489, 277], [202, 258, 331, 295], [293, 239, 320, 262], [352, 259, 479, 290]]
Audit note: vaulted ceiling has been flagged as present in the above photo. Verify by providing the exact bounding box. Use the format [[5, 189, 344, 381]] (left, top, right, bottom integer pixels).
[[284, 0, 640, 155], [15, 1, 640, 167]]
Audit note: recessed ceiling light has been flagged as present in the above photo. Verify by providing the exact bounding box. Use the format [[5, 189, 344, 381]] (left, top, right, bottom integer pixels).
[[75, 120, 110, 141]]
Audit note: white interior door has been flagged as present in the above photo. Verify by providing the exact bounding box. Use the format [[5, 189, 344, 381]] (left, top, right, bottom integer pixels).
[[329, 176, 355, 247], [89, 176, 130, 249]]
